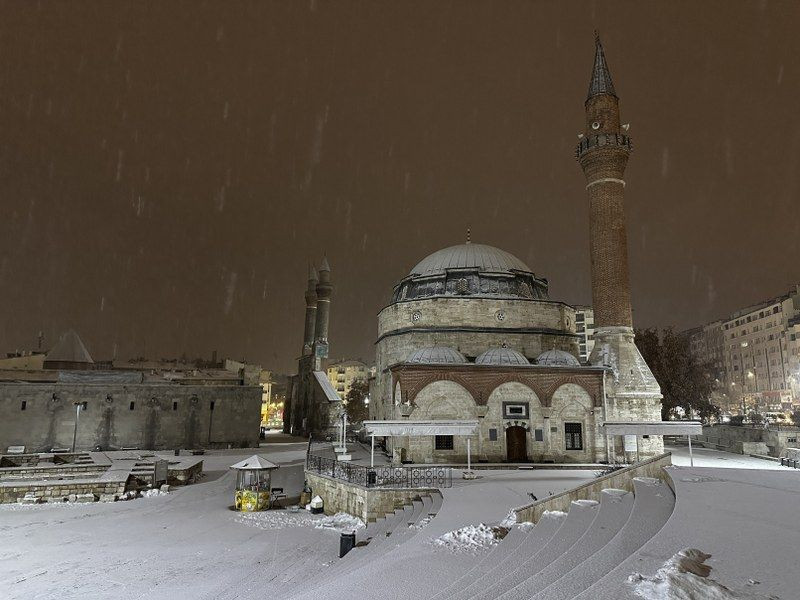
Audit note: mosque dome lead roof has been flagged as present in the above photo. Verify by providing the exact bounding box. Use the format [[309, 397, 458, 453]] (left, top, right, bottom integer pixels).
[[410, 243, 532, 277], [393, 242, 549, 303], [475, 347, 531, 366], [406, 346, 468, 365], [536, 349, 581, 367]]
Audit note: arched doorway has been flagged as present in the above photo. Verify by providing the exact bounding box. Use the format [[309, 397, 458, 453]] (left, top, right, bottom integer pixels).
[[506, 426, 527, 462]]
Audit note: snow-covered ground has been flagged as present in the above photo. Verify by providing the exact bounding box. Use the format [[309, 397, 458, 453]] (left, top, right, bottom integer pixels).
[[2, 441, 796, 599], [667, 443, 793, 470], [0, 440, 595, 600]]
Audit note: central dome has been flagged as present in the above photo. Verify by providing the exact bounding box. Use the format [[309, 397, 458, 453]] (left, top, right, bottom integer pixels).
[[411, 243, 531, 276], [392, 242, 549, 303]]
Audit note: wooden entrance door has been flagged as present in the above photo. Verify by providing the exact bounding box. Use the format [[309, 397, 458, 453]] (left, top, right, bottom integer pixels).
[[506, 426, 527, 462]]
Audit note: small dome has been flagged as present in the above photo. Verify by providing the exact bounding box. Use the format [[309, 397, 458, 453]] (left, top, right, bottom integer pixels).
[[475, 347, 530, 366], [536, 349, 580, 367], [406, 346, 467, 365]]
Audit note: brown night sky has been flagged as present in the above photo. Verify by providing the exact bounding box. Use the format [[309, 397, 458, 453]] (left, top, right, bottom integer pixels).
[[0, 1, 798, 373]]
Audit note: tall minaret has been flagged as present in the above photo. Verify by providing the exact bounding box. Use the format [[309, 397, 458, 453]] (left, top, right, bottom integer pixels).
[[576, 35, 663, 458], [313, 256, 332, 362], [578, 34, 633, 329], [302, 264, 318, 355]]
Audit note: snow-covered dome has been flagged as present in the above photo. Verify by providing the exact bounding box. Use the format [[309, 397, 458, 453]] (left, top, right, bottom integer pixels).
[[475, 347, 530, 366], [406, 346, 467, 365], [536, 349, 581, 367], [410, 243, 531, 276], [391, 242, 549, 303]]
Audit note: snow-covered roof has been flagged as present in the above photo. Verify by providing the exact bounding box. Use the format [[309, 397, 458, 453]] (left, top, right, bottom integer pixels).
[[536, 349, 580, 367], [410, 243, 532, 276], [363, 420, 479, 436], [46, 330, 94, 364], [600, 421, 703, 436], [406, 346, 467, 365], [475, 347, 530, 366], [229, 455, 279, 470], [313, 370, 341, 402]]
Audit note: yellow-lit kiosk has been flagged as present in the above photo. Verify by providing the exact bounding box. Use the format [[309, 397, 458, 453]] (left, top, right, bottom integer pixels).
[[230, 455, 279, 511]]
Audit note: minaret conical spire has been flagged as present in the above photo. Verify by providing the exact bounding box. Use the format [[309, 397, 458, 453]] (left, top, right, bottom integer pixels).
[[587, 32, 616, 101]]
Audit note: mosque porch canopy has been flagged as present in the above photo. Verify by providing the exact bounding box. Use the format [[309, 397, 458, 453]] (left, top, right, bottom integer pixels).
[[362, 420, 479, 437], [599, 421, 702, 436]]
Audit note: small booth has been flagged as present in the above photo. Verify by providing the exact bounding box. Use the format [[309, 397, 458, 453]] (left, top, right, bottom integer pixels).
[[230, 455, 279, 512]]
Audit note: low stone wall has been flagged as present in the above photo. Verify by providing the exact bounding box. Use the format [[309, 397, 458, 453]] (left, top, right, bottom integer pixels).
[[168, 459, 203, 485], [0, 476, 129, 503], [305, 471, 437, 522], [0, 465, 108, 481], [513, 452, 673, 524]]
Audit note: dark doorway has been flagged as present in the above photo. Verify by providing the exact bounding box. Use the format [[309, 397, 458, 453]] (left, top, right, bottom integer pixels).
[[506, 426, 527, 462]]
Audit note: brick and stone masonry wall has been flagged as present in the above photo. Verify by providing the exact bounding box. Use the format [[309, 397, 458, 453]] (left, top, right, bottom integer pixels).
[[373, 296, 580, 422], [513, 452, 673, 524], [699, 424, 800, 457], [305, 471, 437, 523], [0, 383, 262, 452], [0, 477, 129, 503]]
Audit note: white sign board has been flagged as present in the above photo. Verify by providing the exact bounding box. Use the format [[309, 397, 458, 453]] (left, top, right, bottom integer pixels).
[[623, 435, 638, 452]]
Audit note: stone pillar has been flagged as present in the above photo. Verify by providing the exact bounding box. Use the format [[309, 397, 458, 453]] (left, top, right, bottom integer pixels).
[[541, 407, 553, 456]]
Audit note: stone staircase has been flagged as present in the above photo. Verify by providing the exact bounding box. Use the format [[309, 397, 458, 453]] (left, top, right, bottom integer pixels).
[[430, 477, 674, 600], [291, 476, 673, 600], [279, 490, 444, 600]]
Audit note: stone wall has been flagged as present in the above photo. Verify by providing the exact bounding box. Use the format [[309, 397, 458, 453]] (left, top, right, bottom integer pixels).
[[700, 424, 800, 457], [0, 476, 129, 503], [373, 296, 580, 422], [305, 471, 437, 523], [386, 372, 606, 464], [513, 452, 673, 524], [0, 382, 261, 452]]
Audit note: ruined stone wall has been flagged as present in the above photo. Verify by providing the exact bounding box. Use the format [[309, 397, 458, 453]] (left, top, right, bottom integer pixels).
[[699, 424, 800, 457], [305, 471, 437, 522], [0, 383, 261, 452], [0, 477, 129, 504]]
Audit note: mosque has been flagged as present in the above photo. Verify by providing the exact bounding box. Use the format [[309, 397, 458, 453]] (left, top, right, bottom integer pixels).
[[288, 37, 664, 464]]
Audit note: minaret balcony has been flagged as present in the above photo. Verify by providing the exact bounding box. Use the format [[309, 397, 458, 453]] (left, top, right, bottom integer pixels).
[[575, 132, 633, 160]]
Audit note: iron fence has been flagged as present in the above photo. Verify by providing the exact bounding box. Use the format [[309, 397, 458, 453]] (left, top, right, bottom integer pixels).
[[306, 453, 452, 489]]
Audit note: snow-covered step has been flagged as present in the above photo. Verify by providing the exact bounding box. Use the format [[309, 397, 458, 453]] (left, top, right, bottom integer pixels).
[[432, 523, 531, 600], [421, 493, 433, 514], [446, 511, 565, 600], [429, 490, 443, 515], [536, 477, 676, 600], [510, 489, 634, 600], [475, 499, 601, 600], [407, 498, 424, 526]]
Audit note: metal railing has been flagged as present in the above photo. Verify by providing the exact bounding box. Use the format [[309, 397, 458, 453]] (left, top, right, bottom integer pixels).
[[306, 453, 452, 489]]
